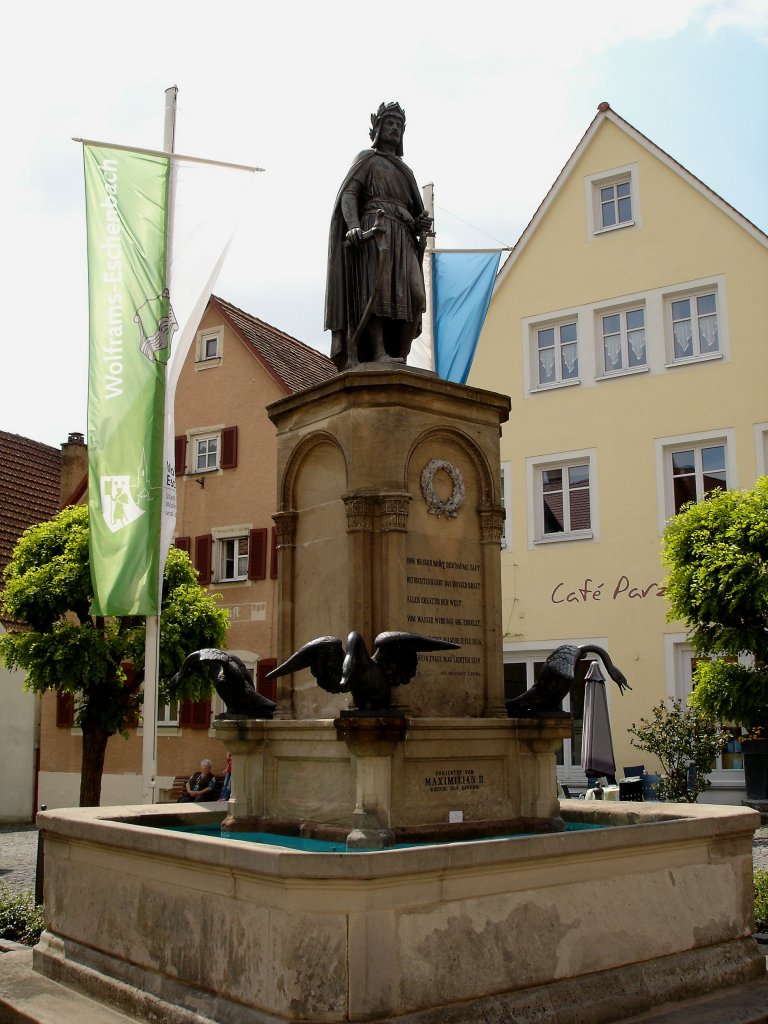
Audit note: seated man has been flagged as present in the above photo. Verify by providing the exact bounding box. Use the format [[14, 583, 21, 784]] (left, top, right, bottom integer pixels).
[[178, 759, 219, 802]]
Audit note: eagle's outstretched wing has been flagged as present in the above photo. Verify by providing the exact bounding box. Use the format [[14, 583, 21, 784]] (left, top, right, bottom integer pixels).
[[373, 631, 460, 688], [266, 636, 345, 694]]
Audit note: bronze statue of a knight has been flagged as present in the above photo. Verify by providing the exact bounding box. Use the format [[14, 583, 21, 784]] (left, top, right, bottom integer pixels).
[[324, 102, 432, 372]]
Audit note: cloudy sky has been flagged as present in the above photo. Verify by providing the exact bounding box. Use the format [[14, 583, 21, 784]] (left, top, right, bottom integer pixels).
[[4, 0, 766, 448]]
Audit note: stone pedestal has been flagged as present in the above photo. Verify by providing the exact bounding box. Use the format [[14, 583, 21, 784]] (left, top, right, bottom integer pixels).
[[335, 715, 408, 849], [267, 369, 510, 720], [212, 719, 268, 829], [211, 716, 572, 837]]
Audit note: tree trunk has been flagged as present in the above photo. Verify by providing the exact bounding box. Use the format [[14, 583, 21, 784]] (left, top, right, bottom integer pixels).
[[80, 726, 111, 806]]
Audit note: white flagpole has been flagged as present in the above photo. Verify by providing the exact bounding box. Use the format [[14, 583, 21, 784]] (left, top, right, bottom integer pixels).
[[140, 85, 177, 805], [409, 182, 436, 372], [423, 182, 436, 372]]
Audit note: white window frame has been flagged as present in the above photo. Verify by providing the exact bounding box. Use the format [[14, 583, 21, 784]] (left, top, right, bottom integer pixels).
[[211, 525, 253, 585], [595, 302, 648, 377], [664, 634, 746, 788], [187, 426, 223, 475], [585, 163, 640, 238], [195, 325, 223, 368], [529, 316, 580, 391], [754, 422, 768, 476], [500, 461, 511, 550], [659, 428, 737, 536], [158, 699, 179, 728], [527, 449, 598, 547], [664, 286, 722, 365], [654, 429, 735, 534], [218, 535, 249, 583]]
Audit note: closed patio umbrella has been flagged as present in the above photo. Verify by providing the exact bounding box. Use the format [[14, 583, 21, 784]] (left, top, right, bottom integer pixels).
[[581, 660, 616, 780]]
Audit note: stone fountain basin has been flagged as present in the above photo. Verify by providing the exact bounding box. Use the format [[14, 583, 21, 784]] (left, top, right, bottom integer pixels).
[[34, 801, 763, 1024]]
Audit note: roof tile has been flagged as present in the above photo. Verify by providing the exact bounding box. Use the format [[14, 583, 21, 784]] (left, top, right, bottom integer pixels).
[[0, 431, 61, 575], [211, 296, 335, 393]]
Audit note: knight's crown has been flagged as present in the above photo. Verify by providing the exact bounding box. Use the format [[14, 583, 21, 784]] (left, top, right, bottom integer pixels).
[[370, 101, 406, 128]]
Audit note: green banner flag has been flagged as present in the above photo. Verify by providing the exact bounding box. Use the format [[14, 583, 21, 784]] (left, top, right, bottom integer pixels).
[[84, 145, 173, 615]]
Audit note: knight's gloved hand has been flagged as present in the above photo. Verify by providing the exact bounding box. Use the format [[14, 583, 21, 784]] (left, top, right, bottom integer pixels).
[[345, 227, 363, 245]]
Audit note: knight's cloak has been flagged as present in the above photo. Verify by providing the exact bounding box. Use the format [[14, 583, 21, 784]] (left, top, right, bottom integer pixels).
[[325, 148, 426, 366]]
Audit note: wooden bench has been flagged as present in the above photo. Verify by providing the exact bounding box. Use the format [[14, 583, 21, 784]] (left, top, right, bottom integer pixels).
[[164, 773, 226, 802]]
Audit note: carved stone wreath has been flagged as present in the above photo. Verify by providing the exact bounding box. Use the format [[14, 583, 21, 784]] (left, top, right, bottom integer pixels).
[[421, 459, 465, 518]]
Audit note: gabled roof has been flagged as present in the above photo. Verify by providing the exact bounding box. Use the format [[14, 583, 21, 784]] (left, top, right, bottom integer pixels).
[[496, 102, 768, 289], [210, 295, 335, 393], [0, 431, 61, 575]]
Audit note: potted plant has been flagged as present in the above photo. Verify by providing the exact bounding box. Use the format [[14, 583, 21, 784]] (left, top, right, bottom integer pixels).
[[663, 478, 768, 799]]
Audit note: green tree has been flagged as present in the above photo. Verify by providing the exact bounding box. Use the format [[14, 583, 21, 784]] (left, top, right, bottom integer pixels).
[[628, 699, 731, 802], [0, 504, 228, 806], [663, 476, 768, 728]]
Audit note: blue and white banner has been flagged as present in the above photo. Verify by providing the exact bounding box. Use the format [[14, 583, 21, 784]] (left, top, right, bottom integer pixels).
[[433, 251, 501, 384]]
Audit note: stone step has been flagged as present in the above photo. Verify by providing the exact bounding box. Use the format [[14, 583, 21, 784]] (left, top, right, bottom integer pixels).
[[2, 945, 768, 1024], [619, 972, 768, 1024], [0, 949, 139, 1024]]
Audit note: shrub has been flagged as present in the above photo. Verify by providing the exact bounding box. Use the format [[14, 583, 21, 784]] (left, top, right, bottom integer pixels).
[[0, 885, 44, 945], [754, 870, 768, 933], [628, 699, 730, 802]]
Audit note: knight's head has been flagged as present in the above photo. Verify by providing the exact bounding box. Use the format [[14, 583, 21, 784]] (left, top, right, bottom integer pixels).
[[369, 101, 406, 156]]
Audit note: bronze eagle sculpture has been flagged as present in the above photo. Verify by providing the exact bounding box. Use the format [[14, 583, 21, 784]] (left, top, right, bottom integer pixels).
[[266, 630, 460, 712], [505, 644, 630, 716], [170, 649, 276, 719]]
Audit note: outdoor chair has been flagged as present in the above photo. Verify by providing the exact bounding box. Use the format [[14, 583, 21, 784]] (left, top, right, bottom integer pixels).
[[619, 765, 645, 802]]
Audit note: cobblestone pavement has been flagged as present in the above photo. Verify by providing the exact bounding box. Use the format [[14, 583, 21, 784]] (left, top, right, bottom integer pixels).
[[0, 826, 40, 896], [2, 823, 768, 898], [753, 825, 768, 872]]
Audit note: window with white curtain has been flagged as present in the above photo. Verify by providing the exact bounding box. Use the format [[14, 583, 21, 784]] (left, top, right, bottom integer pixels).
[[535, 321, 579, 387], [599, 306, 646, 374], [667, 290, 719, 362]]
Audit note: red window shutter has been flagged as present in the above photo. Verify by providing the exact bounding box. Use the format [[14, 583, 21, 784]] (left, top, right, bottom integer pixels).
[[270, 526, 278, 579], [256, 659, 278, 703], [56, 691, 75, 728], [220, 426, 238, 469], [175, 536, 191, 554], [248, 528, 268, 580], [174, 435, 187, 475], [180, 699, 211, 728], [195, 534, 212, 585]]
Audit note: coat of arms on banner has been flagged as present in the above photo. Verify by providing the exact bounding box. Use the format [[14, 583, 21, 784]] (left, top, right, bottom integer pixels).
[[135, 288, 178, 363], [100, 475, 146, 533]]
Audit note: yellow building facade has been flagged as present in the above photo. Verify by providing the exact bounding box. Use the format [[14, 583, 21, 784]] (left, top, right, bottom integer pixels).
[[468, 104, 768, 799]]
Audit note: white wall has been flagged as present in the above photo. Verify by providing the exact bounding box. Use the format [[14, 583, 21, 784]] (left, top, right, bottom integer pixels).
[[0, 628, 38, 823]]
